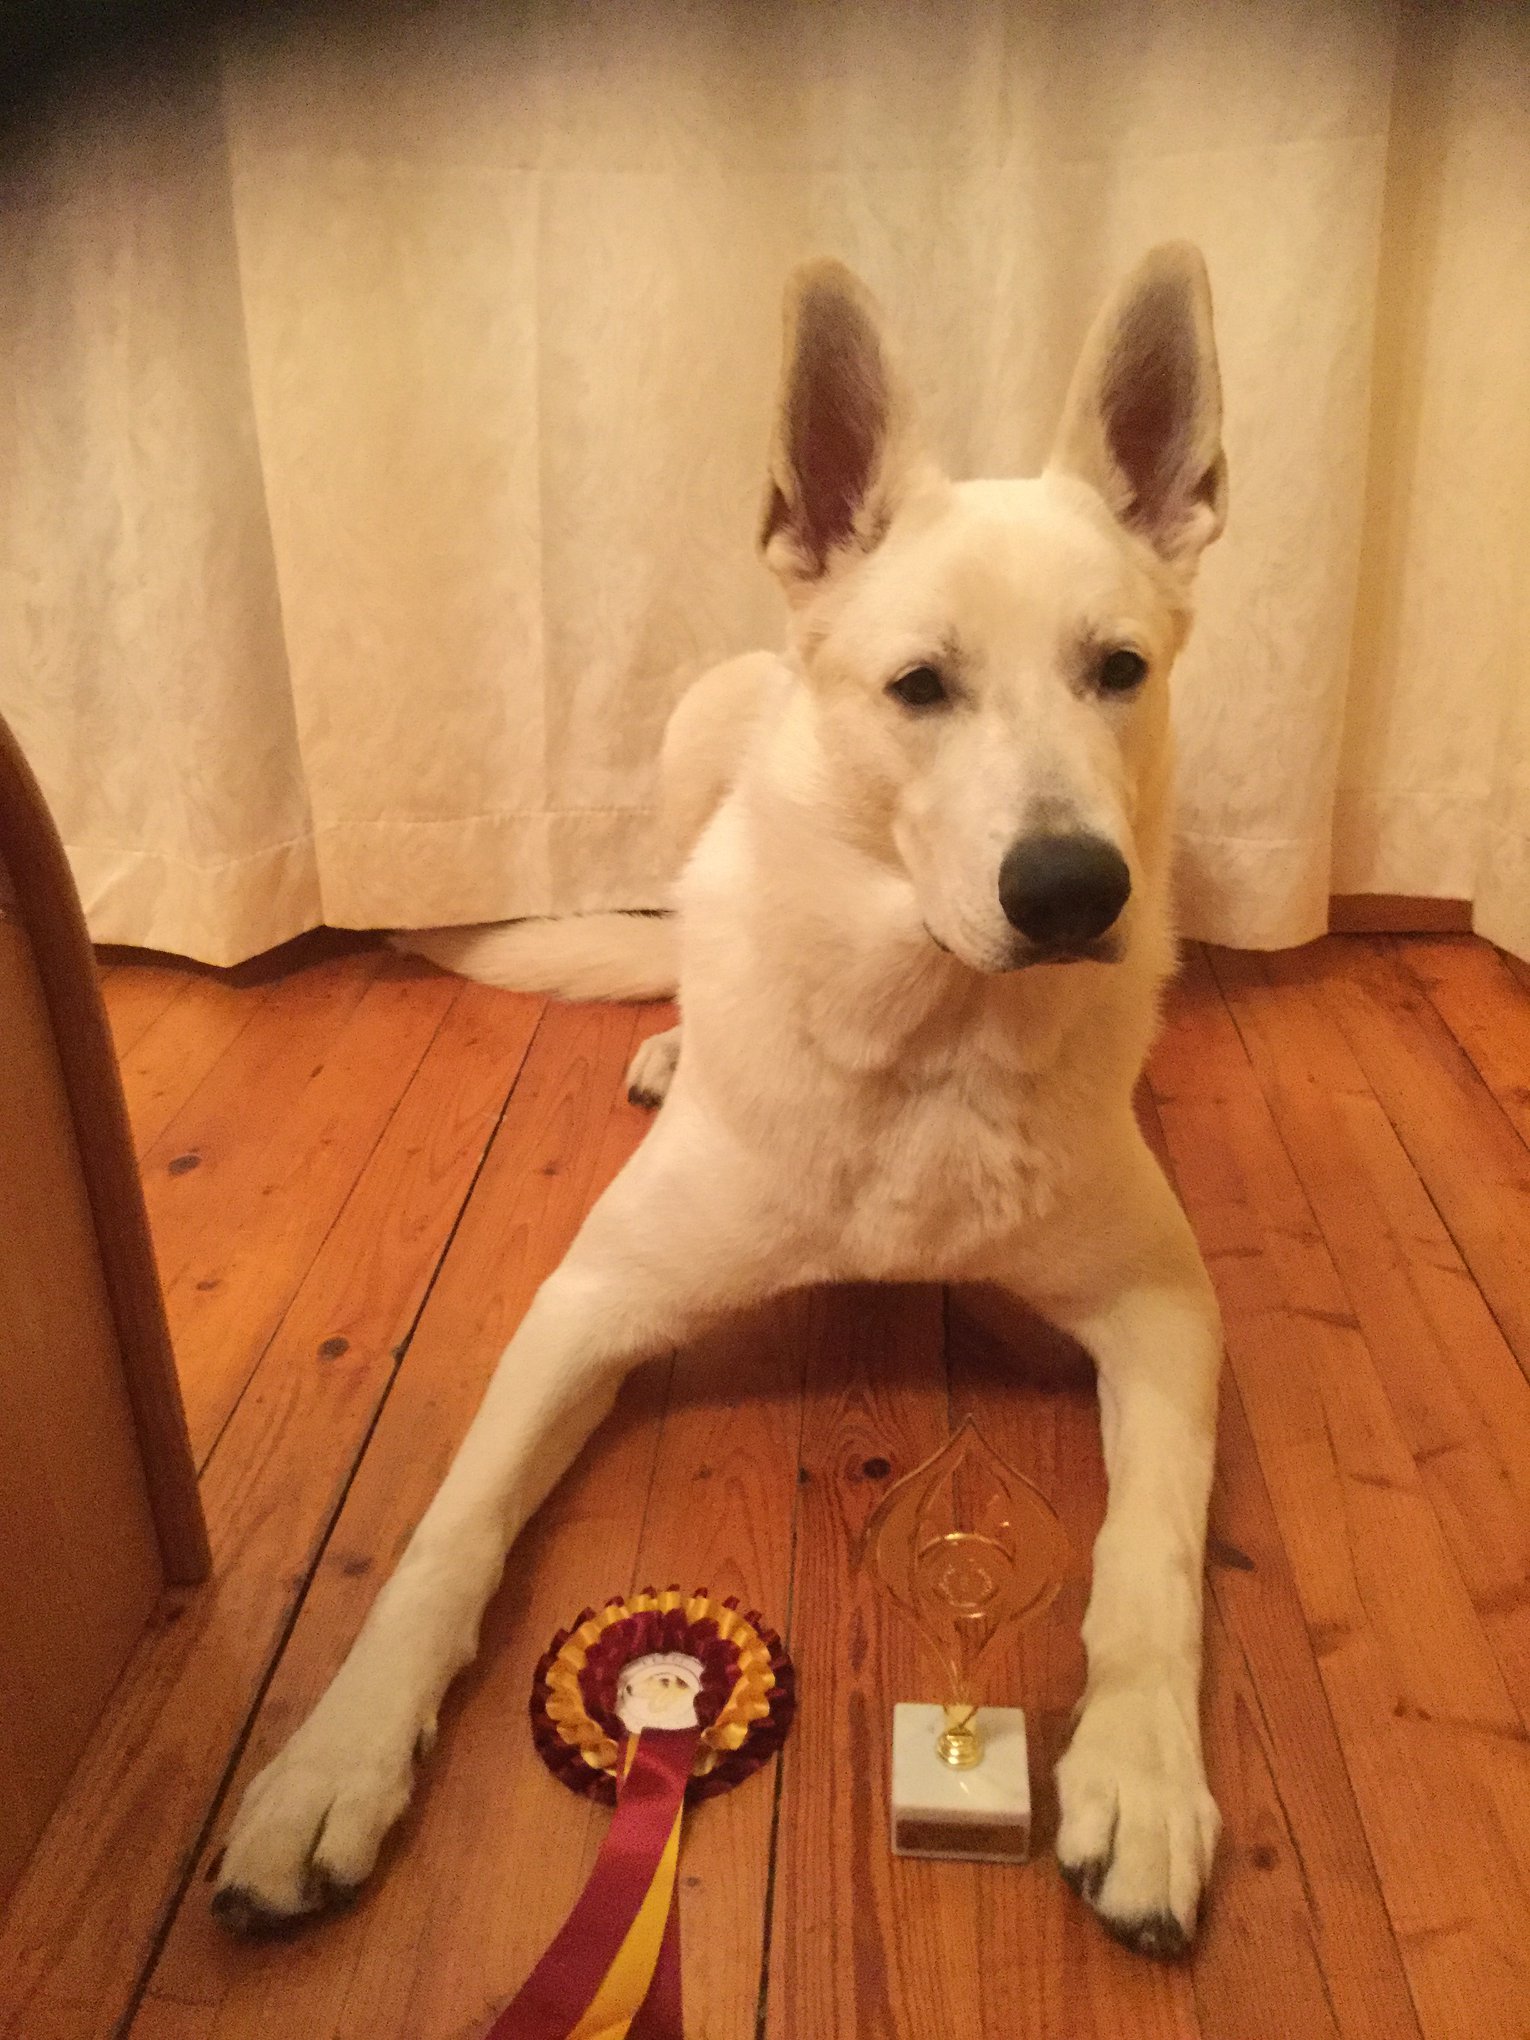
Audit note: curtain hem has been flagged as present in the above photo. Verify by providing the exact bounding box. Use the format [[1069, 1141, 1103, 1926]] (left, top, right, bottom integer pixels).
[[70, 836, 324, 968], [70, 803, 673, 967], [1173, 827, 1330, 950]]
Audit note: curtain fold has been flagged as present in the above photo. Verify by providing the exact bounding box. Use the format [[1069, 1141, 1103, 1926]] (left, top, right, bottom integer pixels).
[[1333, 1, 1530, 962], [0, 0, 1524, 967]]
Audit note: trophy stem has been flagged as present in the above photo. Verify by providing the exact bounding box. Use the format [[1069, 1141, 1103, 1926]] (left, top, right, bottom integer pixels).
[[936, 1701, 983, 1770]]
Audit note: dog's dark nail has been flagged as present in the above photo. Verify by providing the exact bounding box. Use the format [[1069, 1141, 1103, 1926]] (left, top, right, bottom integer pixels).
[[1206, 1534, 1255, 1572], [212, 1884, 303, 1941], [310, 1868, 364, 1916], [1102, 1910, 1191, 1962], [210, 1884, 254, 1935], [1060, 1854, 1109, 1904], [204, 1847, 225, 1883]]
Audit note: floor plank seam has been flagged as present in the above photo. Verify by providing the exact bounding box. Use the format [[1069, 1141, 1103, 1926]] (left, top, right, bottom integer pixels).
[[623, 1348, 680, 1597], [108, 972, 199, 1066], [1211, 941, 1528, 1428], [1386, 938, 1530, 1168], [1318, 940, 1530, 1387], [123, 985, 270, 1164], [1209, 1559, 1422, 2040], [188, 982, 469, 1480], [1149, 989, 1425, 2034], [751, 1323, 813, 2040], [1209, 943, 1530, 1749]]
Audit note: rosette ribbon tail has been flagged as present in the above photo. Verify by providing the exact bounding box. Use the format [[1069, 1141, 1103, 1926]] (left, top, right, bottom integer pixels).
[[485, 1725, 699, 2040]]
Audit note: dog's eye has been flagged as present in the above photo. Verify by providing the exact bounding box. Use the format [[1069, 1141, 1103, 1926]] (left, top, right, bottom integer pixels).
[[887, 665, 949, 710], [1097, 648, 1148, 695]]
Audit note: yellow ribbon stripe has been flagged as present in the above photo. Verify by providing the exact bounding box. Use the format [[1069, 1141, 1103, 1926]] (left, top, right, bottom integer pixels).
[[565, 1796, 686, 2040]]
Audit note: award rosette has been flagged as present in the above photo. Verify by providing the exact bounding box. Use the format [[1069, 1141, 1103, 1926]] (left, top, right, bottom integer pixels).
[[486, 1587, 794, 2040]]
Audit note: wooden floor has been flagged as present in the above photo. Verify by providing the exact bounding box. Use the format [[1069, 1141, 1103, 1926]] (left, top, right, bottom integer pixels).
[[4, 931, 1530, 2040]]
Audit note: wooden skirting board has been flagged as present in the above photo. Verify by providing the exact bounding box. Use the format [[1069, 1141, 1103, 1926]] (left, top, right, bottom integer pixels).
[[1328, 894, 1472, 934]]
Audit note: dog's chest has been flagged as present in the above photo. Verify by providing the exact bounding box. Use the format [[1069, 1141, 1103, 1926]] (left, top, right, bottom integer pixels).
[[797, 1039, 1084, 1280]]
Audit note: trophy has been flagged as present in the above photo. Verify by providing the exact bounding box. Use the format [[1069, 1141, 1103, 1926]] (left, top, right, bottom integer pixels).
[[865, 1417, 1069, 1863]]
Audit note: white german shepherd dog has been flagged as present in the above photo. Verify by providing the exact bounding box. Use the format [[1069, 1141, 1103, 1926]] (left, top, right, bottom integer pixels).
[[217, 244, 1229, 1958]]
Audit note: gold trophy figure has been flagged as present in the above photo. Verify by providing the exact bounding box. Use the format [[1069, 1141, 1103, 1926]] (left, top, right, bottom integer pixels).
[[865, 1418, 1069, 1863]]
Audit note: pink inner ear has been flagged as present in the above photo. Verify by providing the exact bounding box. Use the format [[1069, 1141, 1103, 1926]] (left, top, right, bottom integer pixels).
[[783, 318, 886, 572], [1103, 293, 1198, 537]]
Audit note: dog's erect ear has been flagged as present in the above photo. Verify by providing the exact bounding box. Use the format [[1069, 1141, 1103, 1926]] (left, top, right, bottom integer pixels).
[[760, 260, 927, 594], [1049, 242, 1227, 567]]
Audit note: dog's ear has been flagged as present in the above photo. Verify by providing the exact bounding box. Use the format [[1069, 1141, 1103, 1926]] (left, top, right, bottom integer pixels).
[[1048, 242, 1227, 567], [760, 260, 929, 596]]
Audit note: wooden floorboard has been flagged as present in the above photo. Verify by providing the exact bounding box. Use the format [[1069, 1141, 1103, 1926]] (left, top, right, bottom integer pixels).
[[100, 963, 199, 1065], [103, 969, 267, 1162], [1394, 935, 1530, 1155], [1152, 949, 1530, 2040], [5, 936, 1529, 2037], [1209, 945, 1530, 1727], [145, 953, 458, 1462], [1276, 937, 1530, 1377], [1137, 1086, 1423, 2040], [765, 1283, 971, 2040], [137, 1001, 655, 2038]]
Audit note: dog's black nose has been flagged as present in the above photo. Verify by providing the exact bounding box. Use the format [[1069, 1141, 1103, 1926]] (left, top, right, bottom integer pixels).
[[998, 833, 1131, 948]]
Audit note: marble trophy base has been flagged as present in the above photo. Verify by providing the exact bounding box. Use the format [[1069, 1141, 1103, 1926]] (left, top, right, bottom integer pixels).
[[890, 1703, 1031, 1864]]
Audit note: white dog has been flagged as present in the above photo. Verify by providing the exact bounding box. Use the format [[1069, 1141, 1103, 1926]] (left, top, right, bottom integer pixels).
[[216, 245, 1228, 1959]]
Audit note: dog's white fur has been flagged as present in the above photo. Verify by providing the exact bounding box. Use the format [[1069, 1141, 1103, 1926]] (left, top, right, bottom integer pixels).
[[218, 246, 1228, 1958]]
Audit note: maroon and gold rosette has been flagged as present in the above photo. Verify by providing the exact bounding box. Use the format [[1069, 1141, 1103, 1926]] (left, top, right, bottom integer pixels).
[[533, 1586, 795, 1805], [486, 1588, 794, 2040]]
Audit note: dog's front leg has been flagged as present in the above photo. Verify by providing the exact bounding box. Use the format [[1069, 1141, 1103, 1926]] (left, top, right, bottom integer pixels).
[[214, 1113, 789, 1934], [1002, 1148, 1223, 1957]]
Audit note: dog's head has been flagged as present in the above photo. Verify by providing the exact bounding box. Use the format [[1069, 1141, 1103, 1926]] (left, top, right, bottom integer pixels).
[[760, 246, 1226, 974]]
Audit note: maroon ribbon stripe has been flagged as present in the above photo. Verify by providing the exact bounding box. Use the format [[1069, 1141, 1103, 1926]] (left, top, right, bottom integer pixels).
[[485, 1726, 700, 2040]]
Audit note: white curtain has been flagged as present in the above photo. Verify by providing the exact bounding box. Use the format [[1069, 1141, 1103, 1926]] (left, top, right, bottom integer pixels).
[[0, 0, 1525, 969]]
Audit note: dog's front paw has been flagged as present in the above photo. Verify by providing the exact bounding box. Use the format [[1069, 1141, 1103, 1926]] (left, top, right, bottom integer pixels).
[[211, 1705, 421, 1936], [1055, 1678, 1219, 1958]]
